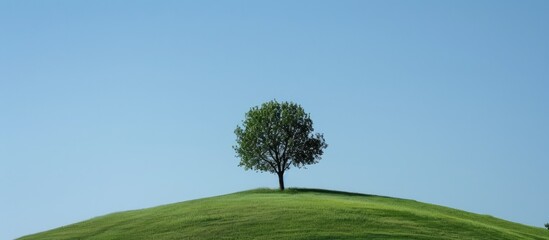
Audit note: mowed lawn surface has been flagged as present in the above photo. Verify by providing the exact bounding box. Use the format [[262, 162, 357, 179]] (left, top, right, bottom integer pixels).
[[19, 189, 549, 240]]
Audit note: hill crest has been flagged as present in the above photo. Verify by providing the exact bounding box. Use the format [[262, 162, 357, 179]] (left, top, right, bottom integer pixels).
[[19, 188, 549, 240]]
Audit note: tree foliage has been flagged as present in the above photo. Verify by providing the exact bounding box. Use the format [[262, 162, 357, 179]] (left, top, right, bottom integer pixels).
[[234, 100, 327, 190]]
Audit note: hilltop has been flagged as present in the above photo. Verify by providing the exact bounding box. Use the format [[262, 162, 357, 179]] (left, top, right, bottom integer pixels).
[[19, 188, 549, 240]]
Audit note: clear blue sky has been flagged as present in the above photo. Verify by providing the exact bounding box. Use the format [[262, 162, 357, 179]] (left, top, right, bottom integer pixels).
[[1, 1, 548, 239]]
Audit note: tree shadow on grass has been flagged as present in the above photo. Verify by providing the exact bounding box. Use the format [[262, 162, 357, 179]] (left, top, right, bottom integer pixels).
[[287, 188, 396, 199], [247, 187, 395, 199]]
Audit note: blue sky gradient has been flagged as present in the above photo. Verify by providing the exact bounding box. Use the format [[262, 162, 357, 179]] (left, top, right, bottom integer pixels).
[[1, 1, 548, 239]]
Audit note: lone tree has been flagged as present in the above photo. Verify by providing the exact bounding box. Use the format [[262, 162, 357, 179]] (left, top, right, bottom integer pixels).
[[545, 223, 549, 230], [234, 100, 327, 190]]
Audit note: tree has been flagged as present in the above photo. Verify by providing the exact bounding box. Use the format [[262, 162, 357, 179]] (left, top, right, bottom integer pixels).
[[234, 100, 327, 190], [545, 223, 549, 230]]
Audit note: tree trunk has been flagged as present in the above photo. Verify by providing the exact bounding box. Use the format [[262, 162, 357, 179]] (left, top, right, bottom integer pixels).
[[277, 172, 285, 191]]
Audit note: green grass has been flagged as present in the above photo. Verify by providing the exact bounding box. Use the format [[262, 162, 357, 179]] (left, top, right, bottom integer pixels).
[[19, 188, 549, 240]]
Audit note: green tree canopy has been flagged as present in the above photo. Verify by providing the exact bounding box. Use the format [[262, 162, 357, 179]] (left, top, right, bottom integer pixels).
[[234, 100, 327, 190]]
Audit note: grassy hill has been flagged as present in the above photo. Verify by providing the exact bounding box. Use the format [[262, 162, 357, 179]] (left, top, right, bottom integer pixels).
[[19, 188, 549, 240]]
